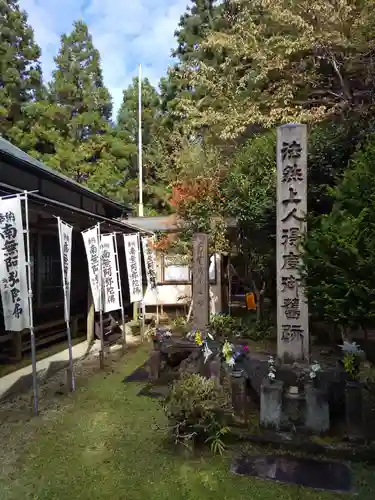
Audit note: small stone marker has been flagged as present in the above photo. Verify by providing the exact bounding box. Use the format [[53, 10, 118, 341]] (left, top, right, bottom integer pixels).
[[209, 356, 221, 387], [276, 123, 309, 361], [305, 384, 330, 433], [192, 233, 209, 332], [260, 379, 284, 430]]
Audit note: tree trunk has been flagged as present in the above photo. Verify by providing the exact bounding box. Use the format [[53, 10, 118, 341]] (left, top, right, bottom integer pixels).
[[253, 280, 266, 322], [340, 324, 350, 343], [360, 324, 369, 341]]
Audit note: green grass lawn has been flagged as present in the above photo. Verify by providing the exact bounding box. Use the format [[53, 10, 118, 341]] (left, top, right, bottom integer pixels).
[[1, 345, 375, 500]]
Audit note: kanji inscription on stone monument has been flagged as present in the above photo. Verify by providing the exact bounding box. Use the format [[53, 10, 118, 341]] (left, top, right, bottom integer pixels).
[[277, 124, 309, 361], [192, 233, 209, 332]]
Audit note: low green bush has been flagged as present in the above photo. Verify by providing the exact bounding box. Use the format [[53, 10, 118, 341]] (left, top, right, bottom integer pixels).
[[209, 314, 275, 342], [164, 373, 231, 454], [209, 314, 238, 338], [242, 318, 276, 342], [172, 315, 189, 332]]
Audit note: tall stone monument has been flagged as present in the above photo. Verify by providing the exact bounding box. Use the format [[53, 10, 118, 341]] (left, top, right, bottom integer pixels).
[[192, 233, 209, 332], [276, 124, 309, 361]]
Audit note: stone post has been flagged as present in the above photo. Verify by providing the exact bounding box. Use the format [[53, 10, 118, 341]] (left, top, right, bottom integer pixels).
[[149, 350, 161, 381], [231, 369, 247, 423], [345, 381, 363, 440], [209, 356, 221, 387], [305, 383, 330, 434], [276, 123, 309, 361], [192, 233, 209, 333], [260, 378, 284, 430]]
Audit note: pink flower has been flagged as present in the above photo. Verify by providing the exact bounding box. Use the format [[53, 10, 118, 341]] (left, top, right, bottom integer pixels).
[[243, 345, 249, 352]]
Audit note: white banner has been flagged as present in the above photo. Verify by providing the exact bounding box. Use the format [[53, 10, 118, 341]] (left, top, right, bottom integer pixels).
[[141, 236, 157, 290], [58, 219, 72, 321], [0, 196, 30, 331], [82, 225, 101, 311], [101, 234, 121, 313], [124, 233, 143, 303]]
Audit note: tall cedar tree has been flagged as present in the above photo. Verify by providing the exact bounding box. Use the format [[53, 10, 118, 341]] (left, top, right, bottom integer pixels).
[[0, 0, 43, 144], [36, 21, 125, 197]]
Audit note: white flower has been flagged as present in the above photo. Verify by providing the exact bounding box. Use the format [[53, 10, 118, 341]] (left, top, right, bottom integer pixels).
[[309, 371, 317, 379], [339, 341, 364, 355], [227, 357, 236, 367], [311, 362, 321, 373], [268, 372, 276, 380], [203, 343, 213, 363]]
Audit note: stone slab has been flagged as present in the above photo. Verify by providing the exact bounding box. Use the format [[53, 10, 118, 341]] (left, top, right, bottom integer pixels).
[[230, 454, 352, 493]]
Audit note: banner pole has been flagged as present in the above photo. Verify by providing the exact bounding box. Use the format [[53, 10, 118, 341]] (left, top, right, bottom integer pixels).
[[156, 295, 159, 325], [113, 233, 126, 349], [153, 235, 159, 326], [23, 191, 38, 415], [97, 223, 104, 369], [57, 218, 75, 392]]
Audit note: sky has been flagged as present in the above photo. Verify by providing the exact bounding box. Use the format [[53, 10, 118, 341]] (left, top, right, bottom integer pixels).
[[18, 0, 191, 118]]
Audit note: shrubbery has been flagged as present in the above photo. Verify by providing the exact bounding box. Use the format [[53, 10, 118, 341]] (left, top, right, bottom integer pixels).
[[164, 373, 231, 454], [209, 314, 275, 342]]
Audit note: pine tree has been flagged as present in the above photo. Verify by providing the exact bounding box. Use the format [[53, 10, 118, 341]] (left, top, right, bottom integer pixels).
[[173, 0, 219, 63], [159, 0, 225, 135], [0, 0, 43, 144]]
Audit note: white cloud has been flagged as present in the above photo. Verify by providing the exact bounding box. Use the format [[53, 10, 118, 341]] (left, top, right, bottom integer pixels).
[[18, 0, 190, 118]]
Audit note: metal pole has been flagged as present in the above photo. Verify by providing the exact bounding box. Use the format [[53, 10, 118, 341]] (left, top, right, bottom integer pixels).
[[156, 294, 159, 325], [138, 63, 143, 218], [134, 64, 144, 323], [139, 234, 146, 341], [113, 233, 126, 349], [228, 257, 232, 315], [57, 218, 75, 392], [97, 223, 104, 369], [23, 191, 38, 415]]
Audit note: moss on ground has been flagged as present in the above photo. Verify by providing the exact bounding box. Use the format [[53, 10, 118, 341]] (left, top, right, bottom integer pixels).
[[0, 344, 374, 500]]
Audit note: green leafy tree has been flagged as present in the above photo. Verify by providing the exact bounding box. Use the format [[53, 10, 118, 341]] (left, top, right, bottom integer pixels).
[[302, 133, 375, 338], [178, 0, 375, 140], [0, 0, 43, 144]]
